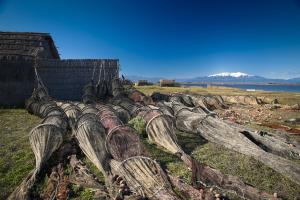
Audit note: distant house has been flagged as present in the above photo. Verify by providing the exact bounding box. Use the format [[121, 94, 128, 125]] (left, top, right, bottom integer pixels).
[[135, 80, 151, 86], [0, 32, 119, 106], [159, 79, 176, 87]]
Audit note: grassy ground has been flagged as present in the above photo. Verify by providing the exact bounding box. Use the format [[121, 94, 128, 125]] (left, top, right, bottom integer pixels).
[[0, 109, 40, 200], [1, 86, 300, 199], [136, 85, 300, 105], [128, 114, 300, 199]]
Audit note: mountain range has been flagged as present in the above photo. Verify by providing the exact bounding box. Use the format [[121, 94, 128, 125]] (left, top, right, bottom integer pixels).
[[125, 72, 300, 84]]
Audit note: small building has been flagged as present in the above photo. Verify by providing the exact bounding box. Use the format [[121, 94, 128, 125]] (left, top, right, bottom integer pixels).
[[135, 80, 151, 86], [159, 79, 176, 87], [0, 32, 119, 106]]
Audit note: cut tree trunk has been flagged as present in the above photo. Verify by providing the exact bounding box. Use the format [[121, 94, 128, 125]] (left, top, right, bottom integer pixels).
[[222, 95, 263, 105], [172, 103, 300, 186]]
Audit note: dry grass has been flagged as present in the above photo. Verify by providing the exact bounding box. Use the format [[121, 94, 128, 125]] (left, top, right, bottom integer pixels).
[[135, 85, 300, 105]]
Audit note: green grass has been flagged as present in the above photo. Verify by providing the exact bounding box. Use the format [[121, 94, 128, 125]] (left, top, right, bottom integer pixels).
[[192, 143, 300, 199], [1, 96, 300, 199], [0, 109, 40, 200], [129, 116, 300, 200], [69, 185, 95, 200], [82, 157, 105, 183]]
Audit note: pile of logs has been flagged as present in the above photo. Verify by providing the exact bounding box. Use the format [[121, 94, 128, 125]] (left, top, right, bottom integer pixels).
[[222, 95, 263, 105], [10, 77, 300, 200]]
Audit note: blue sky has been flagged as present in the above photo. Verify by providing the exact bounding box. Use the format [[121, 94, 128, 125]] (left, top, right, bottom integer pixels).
[[1, 0, 300, 79]]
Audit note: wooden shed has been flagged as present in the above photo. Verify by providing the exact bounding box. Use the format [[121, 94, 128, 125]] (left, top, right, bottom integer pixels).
[[135, 80, 151, 86], [159, 79, 176, 87], [0, 32, 119, 106], [0, 32, 60, 106]]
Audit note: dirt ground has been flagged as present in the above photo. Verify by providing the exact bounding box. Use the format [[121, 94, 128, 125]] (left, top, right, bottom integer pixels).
[[215, 103, 300, 135]]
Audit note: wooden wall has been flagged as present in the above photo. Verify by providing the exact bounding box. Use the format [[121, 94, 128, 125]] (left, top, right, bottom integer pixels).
[[0, 60, 35, 106], [0, 59, 119, 106], [37, 59, 119, 100]]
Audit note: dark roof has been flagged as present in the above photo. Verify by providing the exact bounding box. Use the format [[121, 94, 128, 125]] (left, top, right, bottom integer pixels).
[[0, 32, 60, 60]]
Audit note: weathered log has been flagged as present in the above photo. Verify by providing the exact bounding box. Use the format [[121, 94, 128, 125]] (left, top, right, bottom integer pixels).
[[161, 95, 300, 160], [259, 96, 279, 104], [286, 103, 300, 110], [189, 95, 228, 110], [225, 121, 300, 159], [172, 103, 300, 185], [114, 99, 274, 199], [189, 159, 274, 200], [222, 95, 263, 105], [151, 92, 228, 111], [111, 79, 277, 198], [167, 174, 204, 200]]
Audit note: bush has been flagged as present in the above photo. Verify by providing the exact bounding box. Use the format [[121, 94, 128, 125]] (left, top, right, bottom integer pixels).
[[128, 116, 146, 137]]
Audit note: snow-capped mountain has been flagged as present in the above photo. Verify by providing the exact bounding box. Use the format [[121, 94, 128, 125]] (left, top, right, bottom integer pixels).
[[182, 72, 267, 83], [125, 72, 300, 84], [208, 72, 253, 78]]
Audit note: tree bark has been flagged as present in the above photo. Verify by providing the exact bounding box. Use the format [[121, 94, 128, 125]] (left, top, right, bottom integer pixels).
[[172, 103, 300, 185]]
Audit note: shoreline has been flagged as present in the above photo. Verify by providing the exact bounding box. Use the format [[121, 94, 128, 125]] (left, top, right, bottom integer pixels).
[[180, 82, 300, 86]]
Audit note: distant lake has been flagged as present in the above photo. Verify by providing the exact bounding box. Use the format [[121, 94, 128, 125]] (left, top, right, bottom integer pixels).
[[181, 83, 300, 92]]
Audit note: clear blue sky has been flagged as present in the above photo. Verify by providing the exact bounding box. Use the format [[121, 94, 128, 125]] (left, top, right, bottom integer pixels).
[[1, 0, 300, 79]]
